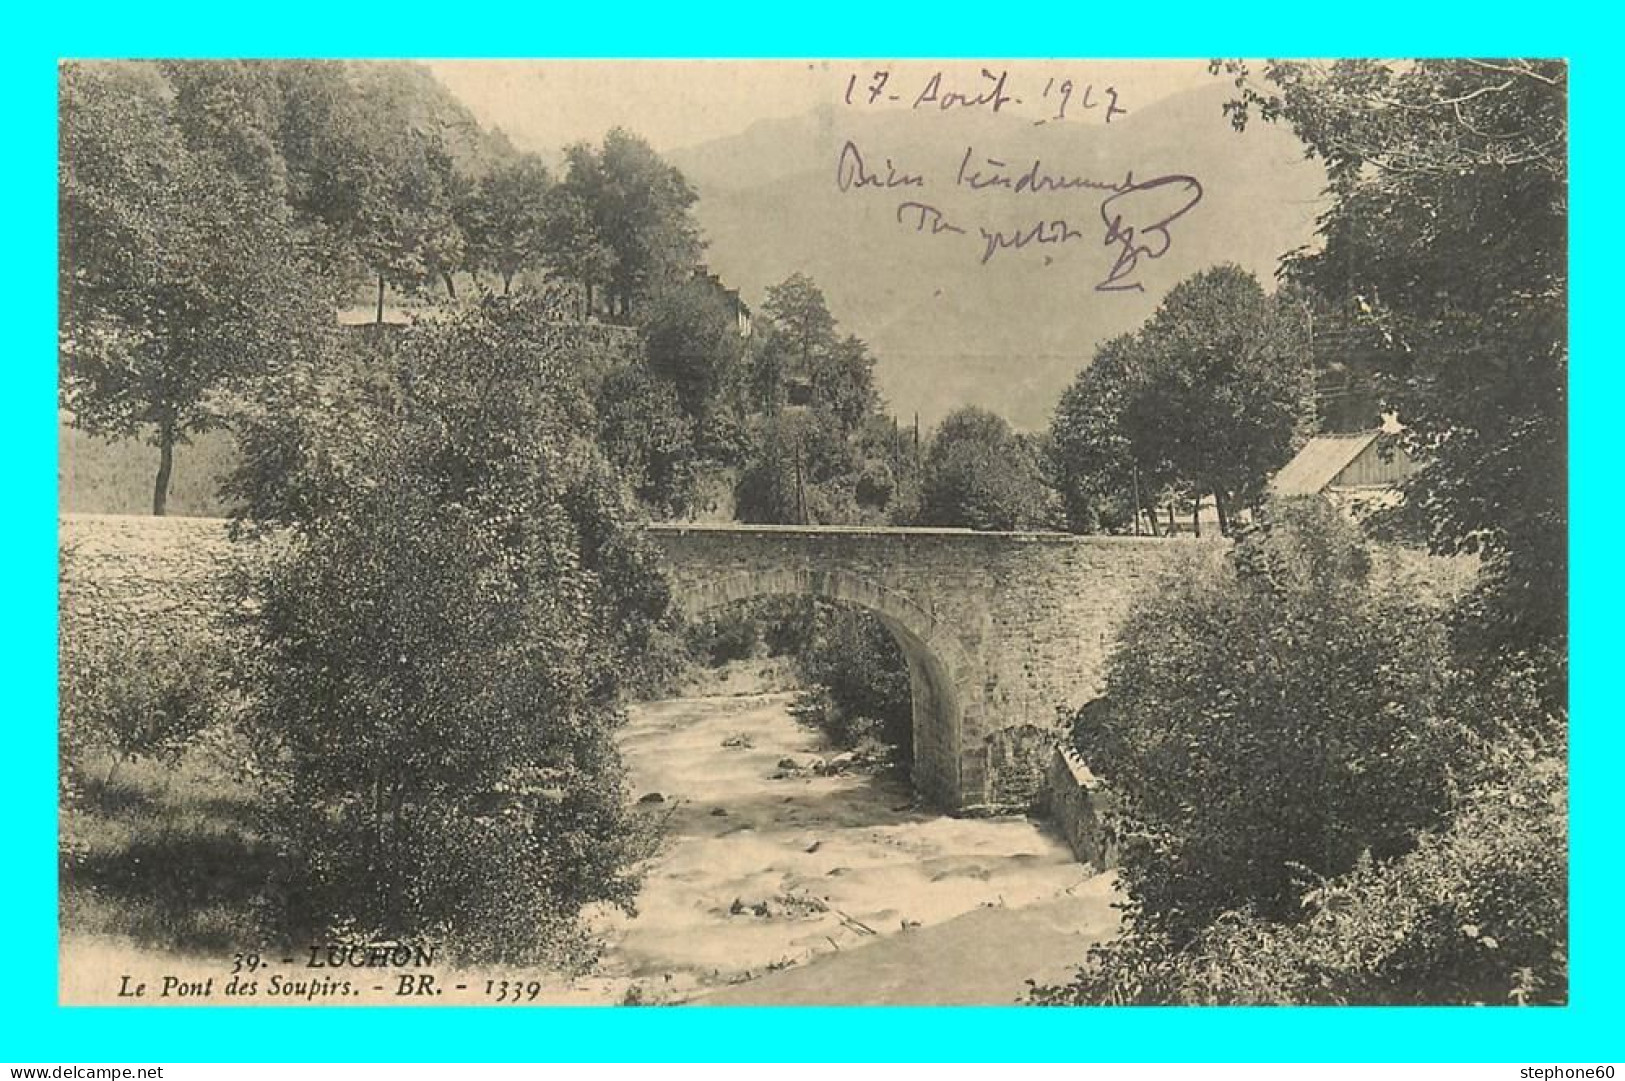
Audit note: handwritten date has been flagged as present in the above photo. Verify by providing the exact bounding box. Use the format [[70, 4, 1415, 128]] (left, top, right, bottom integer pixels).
[[844, 67, 1126, 124]]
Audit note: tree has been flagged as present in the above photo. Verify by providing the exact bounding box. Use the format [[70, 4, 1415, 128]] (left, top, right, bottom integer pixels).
[[760, 273, 838, 375], [541, 181, 617, 318], [59, 61, 327, 515], [814, 335, 882, 434], [160, 60, 291, 201], [546, 130, 701, 319], [460, 154, 553, 294], [736, 273, 893, 525], [261, 61, 473, 317], [1049, 266, 1312, 535], [231, 298, 669, 961], [1217, 58, 1568, 687], [344, 64, 468, 315], [1050, 334, 1163, 533], [639, 278, 745, 423], [917, 407, 1058, 531], [1033, 529, 1566, 1001], [734, 409, 859, 525], [593, 363, 700, 518], [752, 274, 876, 426], [1032, 747, 1566, 1005], [1140, 266, 1313, 531]]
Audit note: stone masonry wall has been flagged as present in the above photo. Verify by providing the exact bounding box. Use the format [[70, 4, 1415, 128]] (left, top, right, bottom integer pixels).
[[1043, 746, 1119, 869]]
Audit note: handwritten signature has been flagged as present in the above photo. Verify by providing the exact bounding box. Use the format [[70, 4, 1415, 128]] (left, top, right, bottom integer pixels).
[[837, 138, 1203, 291], [1096, 173, 1204, 292]]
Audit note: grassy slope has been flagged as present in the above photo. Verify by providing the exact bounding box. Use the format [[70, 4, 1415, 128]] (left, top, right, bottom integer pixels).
[[59, 418, 237, 517], [60, 741, 272, 953]]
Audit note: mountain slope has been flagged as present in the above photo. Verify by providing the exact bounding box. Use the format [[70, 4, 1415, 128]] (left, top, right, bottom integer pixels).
[[668, 82, 1326, 430]]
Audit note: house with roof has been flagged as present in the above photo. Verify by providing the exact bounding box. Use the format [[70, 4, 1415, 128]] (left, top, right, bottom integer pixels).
[[1269, 429, 1419, 513]]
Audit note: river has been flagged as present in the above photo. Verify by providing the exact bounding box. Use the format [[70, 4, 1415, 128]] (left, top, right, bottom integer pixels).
[[584, 680, 1120, 1005]]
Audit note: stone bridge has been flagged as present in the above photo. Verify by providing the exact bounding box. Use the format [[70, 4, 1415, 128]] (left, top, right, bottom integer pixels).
[[645, 524, 1187, 814], [57, 514, 1192, 817]]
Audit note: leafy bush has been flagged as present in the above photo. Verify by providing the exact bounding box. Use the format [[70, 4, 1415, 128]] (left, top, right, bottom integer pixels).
[[916, 407, 1058, 531], [854, 460, 896, 511], [1033, 740, 1565, 1006], [1072, 501, 1460, 940], [231, 298, 669, 965], [681, 597, 821, 670], [620, 623, 693, 701], [593, 363, 699, 518], [732, 409, 877, 526], [686, 606, 762, 666], [59, 607, 234, 801], [1033, 499, 1565, 1004], [755, 596, 819, 657]]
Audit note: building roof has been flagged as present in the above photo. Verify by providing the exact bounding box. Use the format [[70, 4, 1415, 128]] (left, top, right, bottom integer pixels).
[[1269, 431, 1384, 497]]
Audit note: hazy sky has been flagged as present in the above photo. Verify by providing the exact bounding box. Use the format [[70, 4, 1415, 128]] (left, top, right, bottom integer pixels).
[[426, 59, 1222, 155]]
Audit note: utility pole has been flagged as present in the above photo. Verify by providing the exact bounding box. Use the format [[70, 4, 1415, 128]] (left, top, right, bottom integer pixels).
[[794, 432, 807, 525], [1131, 461, 1142, 536]]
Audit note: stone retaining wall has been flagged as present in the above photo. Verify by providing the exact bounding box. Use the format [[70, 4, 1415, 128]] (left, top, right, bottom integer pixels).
[[1043, 745, 1118, 869]]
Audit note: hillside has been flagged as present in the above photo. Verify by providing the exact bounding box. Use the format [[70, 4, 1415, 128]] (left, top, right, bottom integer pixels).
[[668, 81, 1327, 430], [59, 76, 1327, 517]]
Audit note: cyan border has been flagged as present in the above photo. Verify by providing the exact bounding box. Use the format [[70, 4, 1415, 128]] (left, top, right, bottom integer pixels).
[[8, 3, 1614, 1061]]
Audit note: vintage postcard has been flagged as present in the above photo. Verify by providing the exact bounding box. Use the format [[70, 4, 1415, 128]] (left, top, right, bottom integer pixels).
[[57, 58, 1568, 1007]]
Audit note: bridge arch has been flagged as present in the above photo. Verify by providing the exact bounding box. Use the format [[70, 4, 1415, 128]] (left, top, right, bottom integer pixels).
[[668, 567, 977, 809]]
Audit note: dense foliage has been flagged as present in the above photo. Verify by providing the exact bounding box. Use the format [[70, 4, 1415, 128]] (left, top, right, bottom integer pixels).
[[59, 61, 718, 515], [592, 363, 702, 519], [1031, 59, 1569, 1007], [1071, 503, 1457, 930], [1217, 58, 1568, 692], [58, 598, 235, 802], [459, 154, 554, 294], [60, 61, 1037, 534], [1036, 696, 1565, 1005], [231, 300, 670, 963], [734, 275, 916, 526], [1034, 500, 1565, 1005], [545, 129, 702, 319], [59, 62, 331, 515]]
